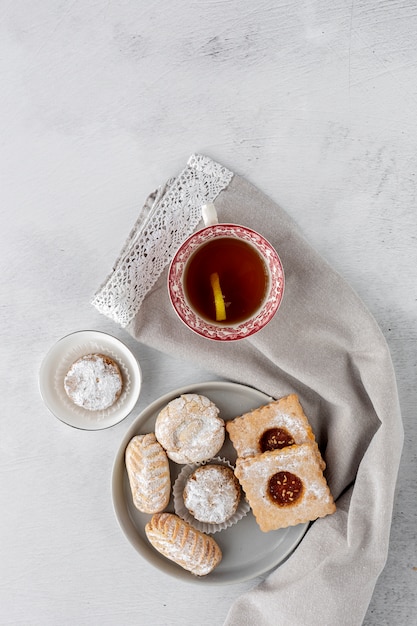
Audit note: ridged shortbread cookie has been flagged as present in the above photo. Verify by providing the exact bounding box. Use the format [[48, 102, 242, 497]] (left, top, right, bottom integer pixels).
[[145, 513, 222, 576], [226, 394, 325, 468], [234, 443, 335, 532], [155, 394, 225, 464], [125, 434, 171, 514]]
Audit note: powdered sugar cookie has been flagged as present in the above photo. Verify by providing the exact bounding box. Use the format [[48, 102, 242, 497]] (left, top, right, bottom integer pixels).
[[64, 353, 123, 411], [183, 463, 241, 525], [155, 394, 225, 464]]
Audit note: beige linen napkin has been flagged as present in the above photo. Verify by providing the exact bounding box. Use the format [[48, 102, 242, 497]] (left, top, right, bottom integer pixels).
[[93, 154, 403, 626]]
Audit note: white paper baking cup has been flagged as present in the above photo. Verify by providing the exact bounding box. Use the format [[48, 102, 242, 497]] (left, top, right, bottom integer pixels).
[[173, 457, 250, 534], [39, 330, 142, 430]]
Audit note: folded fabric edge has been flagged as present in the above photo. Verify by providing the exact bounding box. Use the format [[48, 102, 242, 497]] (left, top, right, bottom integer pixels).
[[91, 154, 234, 327]]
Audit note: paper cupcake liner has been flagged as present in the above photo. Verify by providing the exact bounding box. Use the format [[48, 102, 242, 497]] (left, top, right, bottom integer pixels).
[[173, 457, 250, 534], [53, 340, 132, 422]]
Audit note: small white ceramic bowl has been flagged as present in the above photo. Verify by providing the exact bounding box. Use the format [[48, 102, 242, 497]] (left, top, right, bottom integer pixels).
[[39, 330, 142, 430]]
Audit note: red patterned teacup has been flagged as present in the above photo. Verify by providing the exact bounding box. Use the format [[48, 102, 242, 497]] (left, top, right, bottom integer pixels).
[[168, 204, 284, 341]]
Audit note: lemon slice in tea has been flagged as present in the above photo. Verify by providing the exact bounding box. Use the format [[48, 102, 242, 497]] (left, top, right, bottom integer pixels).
[[210, 272, 227, 321]]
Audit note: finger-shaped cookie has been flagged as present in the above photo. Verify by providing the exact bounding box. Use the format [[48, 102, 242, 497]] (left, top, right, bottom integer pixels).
[[125, 434, 171, 514], [145, 513, 222, 576]]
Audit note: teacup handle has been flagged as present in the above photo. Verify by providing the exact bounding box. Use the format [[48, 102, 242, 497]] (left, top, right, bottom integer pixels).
[[201, 203, 219, 227]]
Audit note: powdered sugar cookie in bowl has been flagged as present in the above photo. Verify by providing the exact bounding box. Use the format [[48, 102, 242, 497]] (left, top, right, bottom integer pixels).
[[64, 353, 123, 411]]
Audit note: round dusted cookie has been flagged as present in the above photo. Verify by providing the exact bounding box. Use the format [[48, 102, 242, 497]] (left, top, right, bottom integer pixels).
[[183, 464, 241, 525], [64, 353, 123, 411], [155, 394, 225, 464]]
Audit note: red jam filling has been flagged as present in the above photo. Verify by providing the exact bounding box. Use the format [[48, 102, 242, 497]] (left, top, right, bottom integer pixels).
[[260, 427, 295, 452], [268, 471, 303, 506]]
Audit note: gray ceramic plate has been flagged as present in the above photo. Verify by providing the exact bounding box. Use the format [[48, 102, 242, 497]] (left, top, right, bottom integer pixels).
[[111, 381, 309, 584]]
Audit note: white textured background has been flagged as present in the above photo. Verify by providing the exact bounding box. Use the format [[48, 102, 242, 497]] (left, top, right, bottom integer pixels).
[[1, 1, 416, 624]]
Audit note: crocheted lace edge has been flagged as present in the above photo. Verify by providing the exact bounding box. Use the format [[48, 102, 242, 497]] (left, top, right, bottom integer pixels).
[[91, 154, 233, 327]]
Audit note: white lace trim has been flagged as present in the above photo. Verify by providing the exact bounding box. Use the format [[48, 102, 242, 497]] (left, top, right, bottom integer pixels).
[[91, 154, 234, 327]]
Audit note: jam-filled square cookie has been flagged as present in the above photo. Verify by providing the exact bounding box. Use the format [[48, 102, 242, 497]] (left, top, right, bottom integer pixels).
[[226, 394, 324, 468], [234, 443, 335, 532]]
